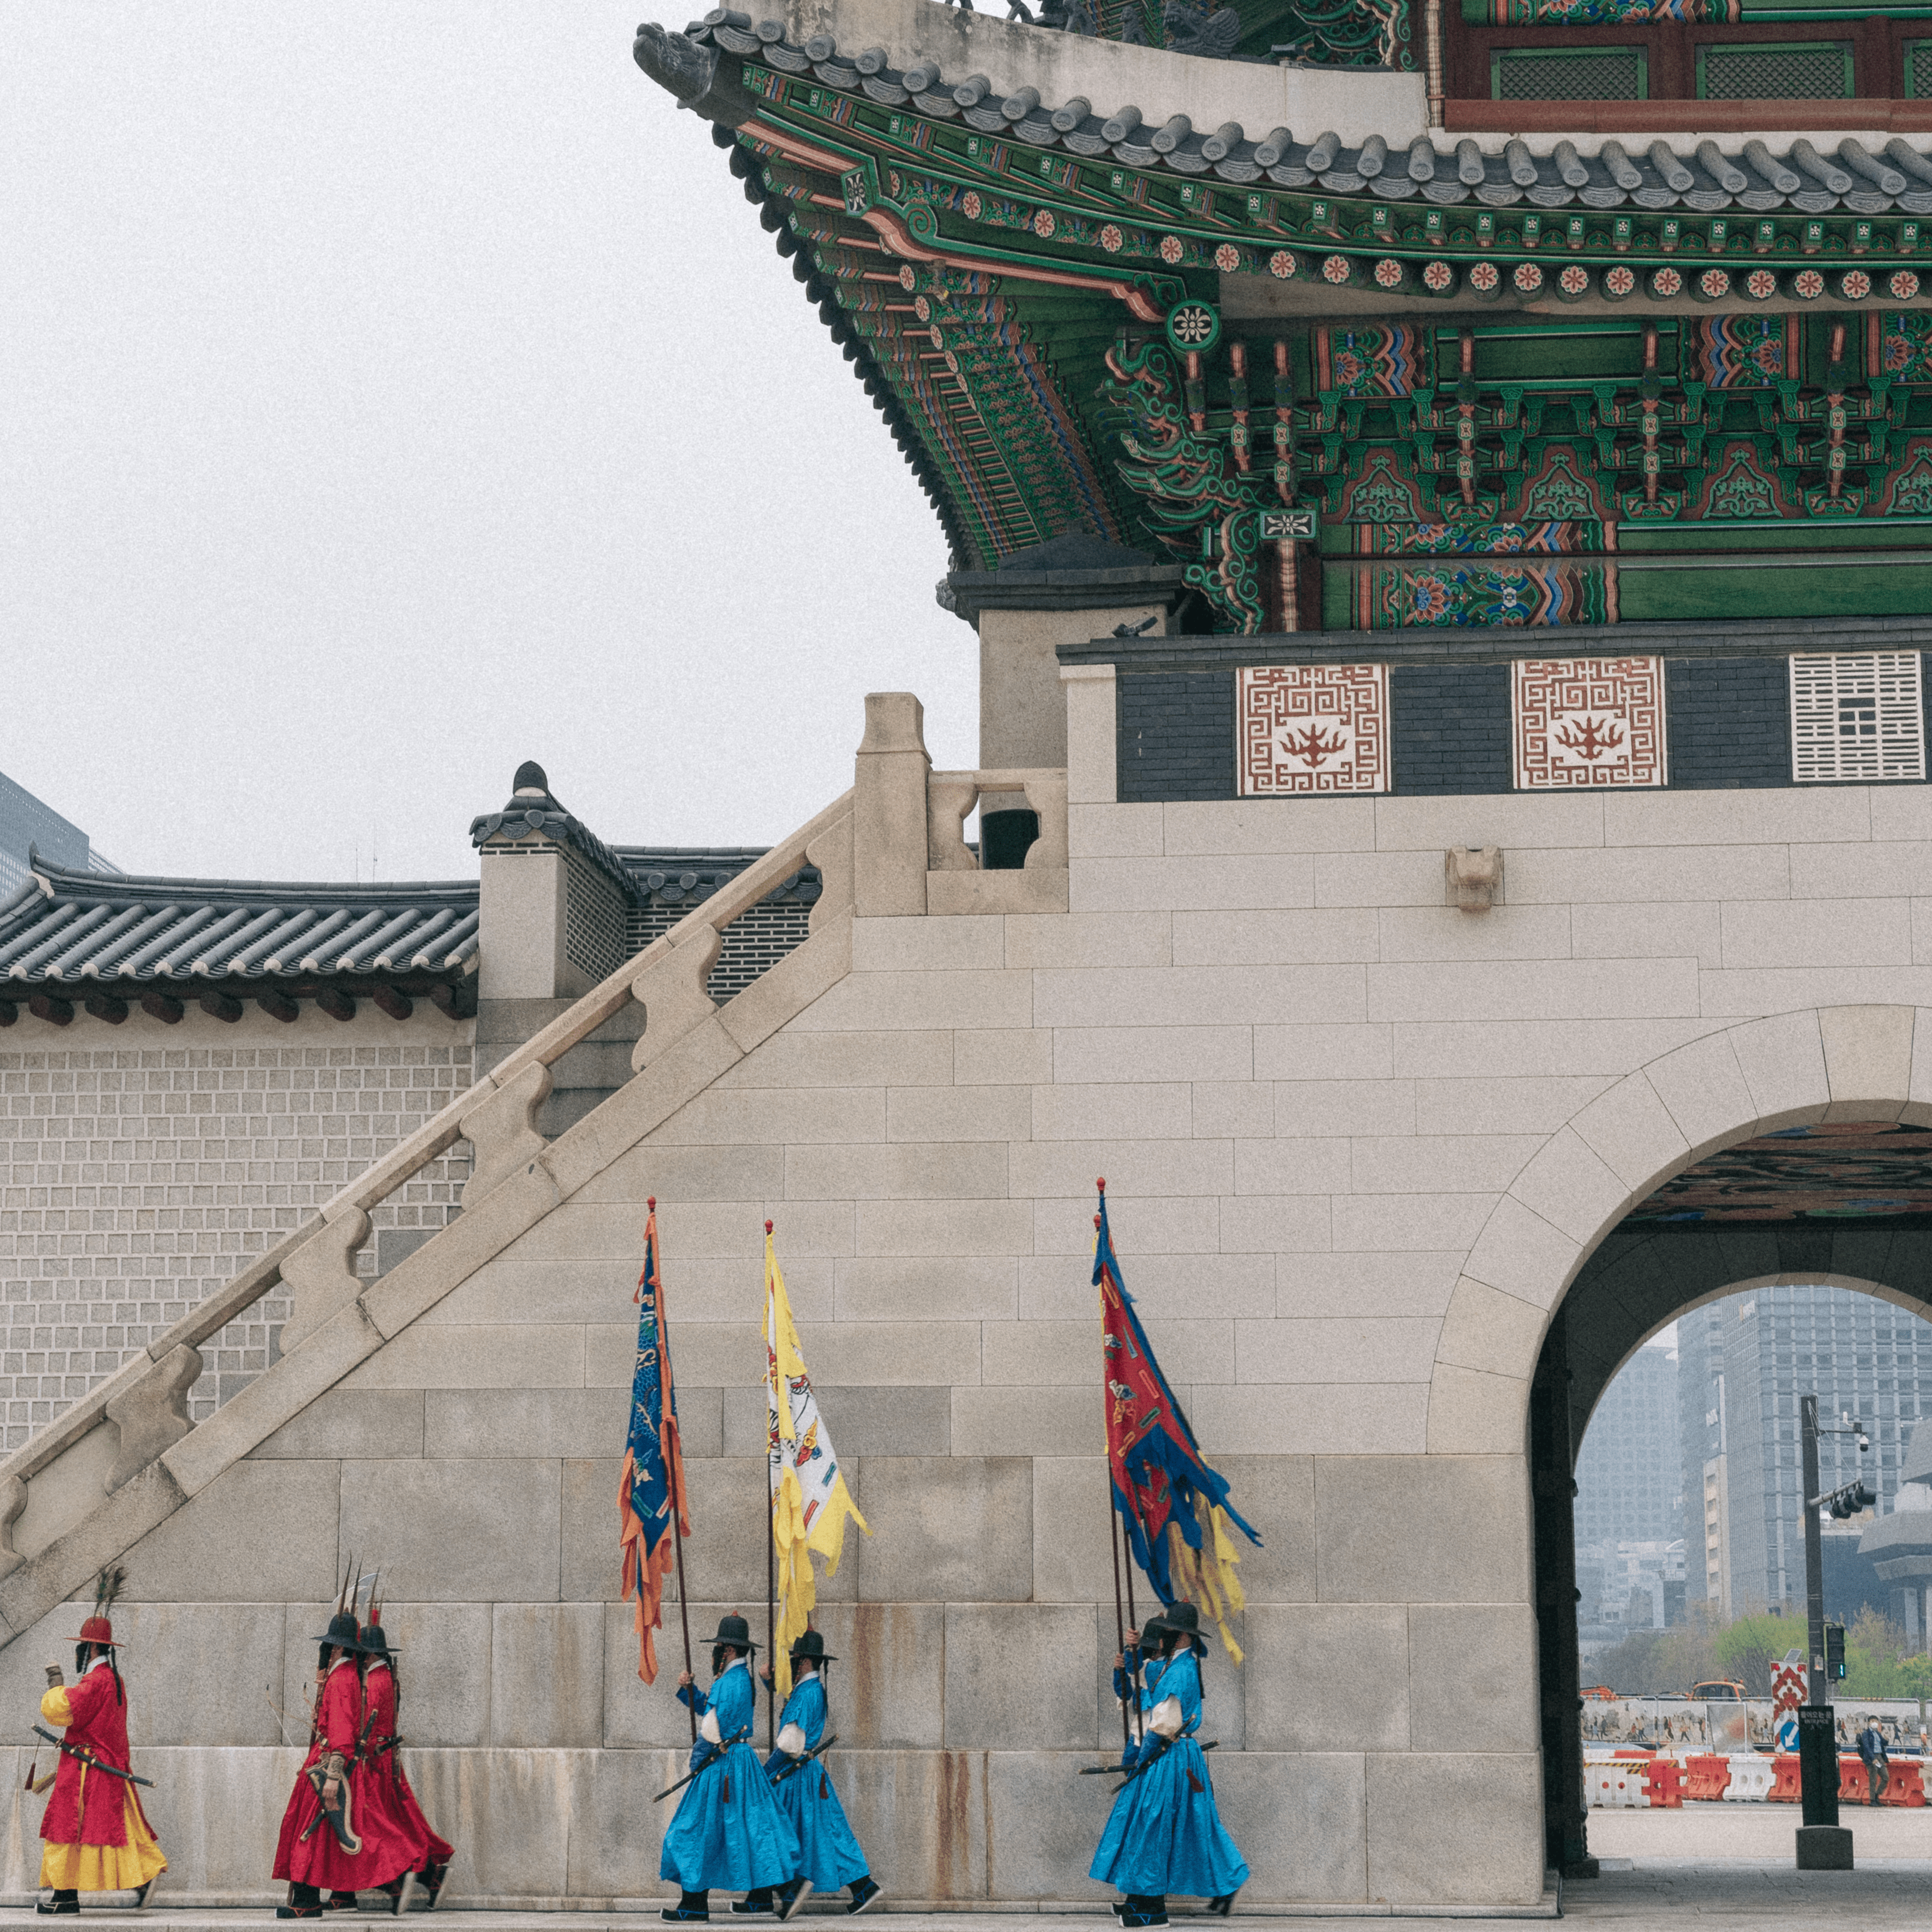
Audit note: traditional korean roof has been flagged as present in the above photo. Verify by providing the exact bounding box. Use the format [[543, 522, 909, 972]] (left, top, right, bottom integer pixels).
[[469, 761, 640, 899], [614, 847, 823, 911], [0, 858, 477, 1027], [676, 14, 1932, 217], [635, 3, 1932, 635]]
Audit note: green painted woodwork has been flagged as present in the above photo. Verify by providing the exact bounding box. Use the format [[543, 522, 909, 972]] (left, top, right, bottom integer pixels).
[[729, 54, 1932, 629], [1619, 560, 1932, 616]]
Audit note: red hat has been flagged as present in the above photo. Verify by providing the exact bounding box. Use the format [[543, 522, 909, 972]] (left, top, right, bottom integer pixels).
[[75, 1615, 119, 1648]]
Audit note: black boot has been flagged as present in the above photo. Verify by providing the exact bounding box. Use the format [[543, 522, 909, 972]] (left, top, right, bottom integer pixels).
[[36, 1891, 79, 1917], [847, 1876, 883, 1916], [1207, 1891, 1240, 1917], [731, 1892, 775, 1916], [280, 1885, 327, 1920], [1121, 1896, 1168, 1929], [776, 1880, 814, 1922], [662, 1892, 711, 1924]]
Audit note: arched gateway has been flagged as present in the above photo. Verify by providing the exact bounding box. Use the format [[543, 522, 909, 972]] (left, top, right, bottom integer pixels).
[[1426, 1009, 1932, 1875]]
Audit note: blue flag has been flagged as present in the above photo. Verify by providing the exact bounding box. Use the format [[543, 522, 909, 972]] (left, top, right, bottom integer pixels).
[[618, 1199, 689, 1682]]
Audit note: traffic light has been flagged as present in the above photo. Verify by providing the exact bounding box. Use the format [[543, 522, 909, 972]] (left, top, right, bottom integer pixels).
[[1826, 1624, 1847, 1681], [1826, 1480, 1878, 1519]]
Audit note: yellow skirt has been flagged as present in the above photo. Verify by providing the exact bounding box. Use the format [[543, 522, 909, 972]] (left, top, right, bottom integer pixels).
[[40, 1785, 167, 1893]]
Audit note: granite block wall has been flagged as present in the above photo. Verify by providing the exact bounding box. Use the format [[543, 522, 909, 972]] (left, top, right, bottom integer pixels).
[[0, 1012, 472, 1446]]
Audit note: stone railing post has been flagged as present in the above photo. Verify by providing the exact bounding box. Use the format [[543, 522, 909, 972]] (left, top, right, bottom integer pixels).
[[103, 1344, 204, 1493], [1019, 771, 1069, 870], [279, 1204, 374, 1354], [460, 1060, 554, 1203], [854, 693, 932, 917]]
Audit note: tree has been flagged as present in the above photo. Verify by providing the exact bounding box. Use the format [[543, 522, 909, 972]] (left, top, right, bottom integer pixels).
[[1714, 1613, 1796, 1695]]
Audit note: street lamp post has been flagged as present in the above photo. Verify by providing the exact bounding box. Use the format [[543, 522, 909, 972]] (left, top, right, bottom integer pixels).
[[1796, 1394, 1872, 1872]]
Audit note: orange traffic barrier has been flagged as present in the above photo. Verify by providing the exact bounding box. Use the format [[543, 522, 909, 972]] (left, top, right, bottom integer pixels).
[[1839, 1757, 1869, 1805], [1767, 1754, 1803, 1802], [1682, 1754, 1731, 1802], [1877, 1759, 1926, 1807], [1645, 1757, 1684, 1807]]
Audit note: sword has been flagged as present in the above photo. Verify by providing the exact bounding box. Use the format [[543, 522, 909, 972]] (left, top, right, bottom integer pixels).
[[653, 1727, 751, 1803], [1084, 1740, 1218, 1785], [29, 1727, 156, 1788], [768, 1733, 837, 1786]]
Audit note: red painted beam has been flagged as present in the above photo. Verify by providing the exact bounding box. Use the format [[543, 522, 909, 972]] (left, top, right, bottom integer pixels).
[[141, 990, 184, 1025], [371, 986, 413, 1022], [28, 992, 73, 1027], [315, 987, 356, 1022], [198, 989, 243, 1024], [257, 991, 301, 1024], [84, 994, 128, 1025], [1445, 96, 1932, 131]]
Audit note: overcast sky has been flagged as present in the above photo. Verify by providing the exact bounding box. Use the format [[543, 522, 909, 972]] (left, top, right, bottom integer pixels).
[[2, 5, 976, 884]]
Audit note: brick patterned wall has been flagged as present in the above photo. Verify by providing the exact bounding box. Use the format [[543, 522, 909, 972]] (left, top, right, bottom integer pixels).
[[1391, 663, 1512, 796], [1666, 656, 1793, 790], [0, 1025, 472, 1448], [1118, 670, 1235, 802]]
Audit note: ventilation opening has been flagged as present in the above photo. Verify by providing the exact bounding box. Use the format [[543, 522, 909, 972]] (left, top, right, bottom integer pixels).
[[1908, 37, 1932, 97], [1491, 45, 1648, 99], [1697, 40, 1852, 99], [1790, 652, 1926, 782]]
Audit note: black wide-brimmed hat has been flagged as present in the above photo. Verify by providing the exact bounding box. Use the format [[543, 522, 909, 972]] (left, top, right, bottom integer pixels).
[[707, 1614, 759, 1651], [1153, 1603, 1205, 1649], [362, 1624, 397, 1660], [312, 1611, 369, 1653], [791, 1629, 836, 1665], [1136, 1616, 1167, 1652]]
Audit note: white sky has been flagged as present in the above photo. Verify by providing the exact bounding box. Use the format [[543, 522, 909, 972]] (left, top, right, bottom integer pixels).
[[2, 4, 977, 884]]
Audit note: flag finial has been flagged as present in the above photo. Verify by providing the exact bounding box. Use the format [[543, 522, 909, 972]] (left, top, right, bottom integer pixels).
[[1095, 1214, 1102, 1229], [1097, 1176, 1106, 1191], [766, 1219, 774, 1234], [648, 1195, 656, 1210]]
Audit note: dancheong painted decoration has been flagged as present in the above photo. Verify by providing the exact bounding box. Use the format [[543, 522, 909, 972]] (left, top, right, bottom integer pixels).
[[637, 7, 1932, 635]]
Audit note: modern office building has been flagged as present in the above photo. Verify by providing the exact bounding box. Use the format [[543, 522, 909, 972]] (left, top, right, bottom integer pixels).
[[1576, 1343, 1681, 1550], [0, 767, 118, 897], [1678, 1285, 1932, 1620]]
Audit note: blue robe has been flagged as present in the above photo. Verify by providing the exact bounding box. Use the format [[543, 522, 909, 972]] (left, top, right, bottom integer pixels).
[[761, 1672, 869, 1892], [661, 1663, 802, 1892], [1090, 1650, 1248, 1900]]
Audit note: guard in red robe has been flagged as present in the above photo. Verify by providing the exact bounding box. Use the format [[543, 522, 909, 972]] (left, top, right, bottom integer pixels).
[[355, 1619, 453, 1911], [35, 1596, 165, 1913], [272, 1611, 414, 1916]]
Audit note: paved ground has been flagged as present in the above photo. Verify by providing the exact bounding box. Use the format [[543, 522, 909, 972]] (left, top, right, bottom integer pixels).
[[7, 1815, 1932, 1930]]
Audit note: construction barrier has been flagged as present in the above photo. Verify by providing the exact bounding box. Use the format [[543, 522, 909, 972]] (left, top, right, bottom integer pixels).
[[1768, 1754, 1803, 1802], [1644, 1757, 1684, 1807], [1879, 1759, 1926, 1806], [1590, 1764, 1649, 1808], [1682, 1754, 1731, 1801], [1839, 1757, 1869, 1805], [1725, 1754, 1776, 1801]]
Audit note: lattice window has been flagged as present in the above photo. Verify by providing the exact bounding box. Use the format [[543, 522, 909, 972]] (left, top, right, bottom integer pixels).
[[1698, 41, 1851, 99], [1789, 653, 1926, 783], [1492, 46, 1647, 100], [1909, 38, 1932, 99]]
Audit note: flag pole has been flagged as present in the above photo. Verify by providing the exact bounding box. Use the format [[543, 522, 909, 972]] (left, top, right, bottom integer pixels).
[[1100, 1200, 1132, 1754], [1100, 1180, 1146, 1719], [765, 1219, 778, 1753], [652, 1198, 698, 1744]]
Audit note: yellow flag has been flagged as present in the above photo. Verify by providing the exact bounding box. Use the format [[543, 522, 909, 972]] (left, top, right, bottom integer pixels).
[[766, 1225, 868, 1695]]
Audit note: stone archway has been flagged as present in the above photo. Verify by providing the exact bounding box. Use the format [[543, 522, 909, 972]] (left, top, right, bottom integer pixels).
[[1419, 1003, 1932, 1875]]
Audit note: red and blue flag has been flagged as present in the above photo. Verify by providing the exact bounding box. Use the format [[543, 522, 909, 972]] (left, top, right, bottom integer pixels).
[[1096, 1180, 1260, 1660], [618, 1200, 690, 1682]]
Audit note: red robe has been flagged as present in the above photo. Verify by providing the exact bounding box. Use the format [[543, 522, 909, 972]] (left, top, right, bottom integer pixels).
[[356, 1665, 453, 1873], [273, 1663, 412, 1891], [40, 1662, 158, 1851]]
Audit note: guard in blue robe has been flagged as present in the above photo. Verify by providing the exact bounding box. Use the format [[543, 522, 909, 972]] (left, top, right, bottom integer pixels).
[[738, 1631, 881, 1916], [660, 1616, 810, 1924], [1090, 1604, 1248, 1929]]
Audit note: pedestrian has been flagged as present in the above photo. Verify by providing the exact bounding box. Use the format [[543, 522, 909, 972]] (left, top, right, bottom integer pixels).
[[746, 1631, 880, 1917], [33, 1569, 166, 1914], [660, 1614, 809, 1925], [273, 1607, 387, 1917], [355, 1608, 454, 1911], [1857, 1712, 1891, 1806], [1088, 1604, 1248, 1930]]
